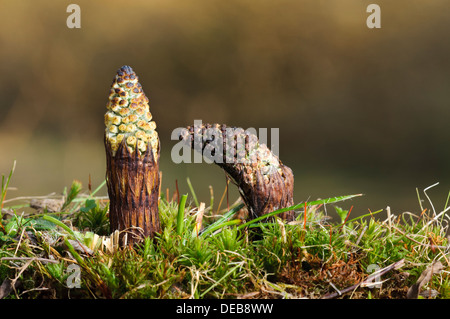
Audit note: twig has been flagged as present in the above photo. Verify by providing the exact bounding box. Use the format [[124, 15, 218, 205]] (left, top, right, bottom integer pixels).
[[303, 202, 307, 230], [186, 177, 199, 207], [215, 180, 229, 215], [10, 258, 34, 298], [390, 224, 447, 249], [386, 206, 392, 235], [2, 194, 61, 205], [355, 225, 368, 246], [328, 281, 342, 296], [14, 222, 27, 256], [321, 259, 405, 299], [19, 287, 50, 297], [193, 202, 205, 237], [0, 257, 59, 264], [420, 206, 450, 232]]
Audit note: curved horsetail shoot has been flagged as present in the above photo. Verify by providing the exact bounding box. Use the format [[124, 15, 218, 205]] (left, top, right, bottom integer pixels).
[[180, 123, 295, 222]]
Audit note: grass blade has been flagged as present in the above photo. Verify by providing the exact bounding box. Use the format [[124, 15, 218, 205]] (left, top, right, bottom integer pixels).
[[200, 219, 242, 238], [176, 194, 188, 236], [1, 160, 16, 211], [90, 180, 106, 197], [64, 238, 86, 266], [346, 208, 383, 224], [43, 215, 79, 239], [186, 177, 199, 207], [238, 194, 363, 230], [200, 262, 243, 297], [200, 203, 244, 237], [305, 194, 363, 207]]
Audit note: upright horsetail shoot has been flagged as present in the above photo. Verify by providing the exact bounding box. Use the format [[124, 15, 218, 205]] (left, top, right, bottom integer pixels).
[[104, 65, 161, 245]]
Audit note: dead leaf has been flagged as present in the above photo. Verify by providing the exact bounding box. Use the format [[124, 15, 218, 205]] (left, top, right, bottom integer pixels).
[[0, 278, 14, 299], [192, 202, 205, 237], [407, 261, 444, 299], [420, 289, 439, 298], [30, 198, 64, 213]]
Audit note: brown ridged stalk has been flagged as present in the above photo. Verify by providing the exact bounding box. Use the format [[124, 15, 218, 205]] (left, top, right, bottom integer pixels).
[[180, 123, 295, 221], [104, 66, 161, 244]]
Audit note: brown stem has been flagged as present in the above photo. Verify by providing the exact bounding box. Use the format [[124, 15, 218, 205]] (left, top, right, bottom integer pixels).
[[105, 136, 161, 245]]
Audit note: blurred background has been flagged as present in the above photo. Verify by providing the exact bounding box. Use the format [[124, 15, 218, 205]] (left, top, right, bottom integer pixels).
[[0, 0, 449, 218]]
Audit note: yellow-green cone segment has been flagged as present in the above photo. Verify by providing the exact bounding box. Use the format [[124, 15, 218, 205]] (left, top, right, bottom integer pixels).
[[105, 65, 158, 157]]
